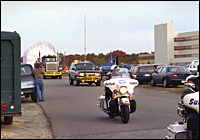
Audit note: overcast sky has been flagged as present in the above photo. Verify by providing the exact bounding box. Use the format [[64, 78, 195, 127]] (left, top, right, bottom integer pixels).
[[1, 1, 199, 56]]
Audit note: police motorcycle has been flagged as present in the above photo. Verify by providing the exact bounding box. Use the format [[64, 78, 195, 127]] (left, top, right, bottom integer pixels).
[[97, 65, 138, 123], [165, 66, 199, 139]]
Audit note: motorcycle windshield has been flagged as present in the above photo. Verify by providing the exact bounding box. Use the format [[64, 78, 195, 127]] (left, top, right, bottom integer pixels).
[[111, 68, 130, 78]]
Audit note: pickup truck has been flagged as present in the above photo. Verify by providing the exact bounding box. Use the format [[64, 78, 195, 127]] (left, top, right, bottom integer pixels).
[[100, 56, 118, 67], [68, 61, 101, 86]]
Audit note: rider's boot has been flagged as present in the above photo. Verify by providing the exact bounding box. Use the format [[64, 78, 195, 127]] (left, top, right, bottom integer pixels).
[[187, 130, 193, 139], [105, 98, 110, 111]]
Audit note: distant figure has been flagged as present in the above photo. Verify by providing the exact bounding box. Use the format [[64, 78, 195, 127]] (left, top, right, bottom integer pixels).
[[33, 63, 45, 102]]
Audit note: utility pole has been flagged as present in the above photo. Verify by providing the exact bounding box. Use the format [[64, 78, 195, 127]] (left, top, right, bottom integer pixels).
[[84, 14, 86, 62], [84, 14, 86, 74], [63, 51, 66, 67]]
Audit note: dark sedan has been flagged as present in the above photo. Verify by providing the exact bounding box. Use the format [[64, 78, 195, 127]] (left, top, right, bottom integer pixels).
[[150, 66, 192, 88], [100, 66, 111, 80]]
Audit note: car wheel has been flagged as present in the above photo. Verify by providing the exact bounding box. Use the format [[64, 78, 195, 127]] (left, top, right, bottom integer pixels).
[[96, 80, 101, 86], [150, 77, 156, 86], [69, 76, 73, 85], [75, 77, 79, 86], [173, 84, 178, 87], [163, 78, 169, 88], [4, 117, 13, 125], [31, 92, 37, 102], [25, 94, 29, 98]]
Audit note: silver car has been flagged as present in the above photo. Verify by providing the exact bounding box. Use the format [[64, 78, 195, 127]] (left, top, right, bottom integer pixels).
[[21, 63, 37, 102]]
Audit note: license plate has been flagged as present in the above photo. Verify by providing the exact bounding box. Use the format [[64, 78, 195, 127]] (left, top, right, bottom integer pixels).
[[145, 74, 150, 76], [81, 76, 99, 81]]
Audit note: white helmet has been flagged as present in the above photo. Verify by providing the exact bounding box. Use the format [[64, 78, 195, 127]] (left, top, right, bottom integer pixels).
[[111, 65, 119, 71]]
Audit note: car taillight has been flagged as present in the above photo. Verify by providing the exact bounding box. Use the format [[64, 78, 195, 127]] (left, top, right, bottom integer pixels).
[[153, 66, 157, 72], [102, 72, 105, 74], [170, 74, 178, 78], [2, 105, 8, 111], [136, 67, 139, 77]]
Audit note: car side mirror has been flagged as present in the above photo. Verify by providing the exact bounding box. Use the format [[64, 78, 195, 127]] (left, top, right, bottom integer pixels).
[[96, 66, 100, 70]]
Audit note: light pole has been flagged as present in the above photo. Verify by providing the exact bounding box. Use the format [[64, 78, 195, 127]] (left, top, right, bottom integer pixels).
[[84, 14, 86, 62]]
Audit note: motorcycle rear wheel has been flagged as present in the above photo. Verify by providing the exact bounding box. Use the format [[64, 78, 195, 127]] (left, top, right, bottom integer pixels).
[[121, 106, 129, 123]]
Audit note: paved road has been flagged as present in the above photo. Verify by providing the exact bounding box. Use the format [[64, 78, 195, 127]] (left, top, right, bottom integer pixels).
[[39, 77, 181, 139]]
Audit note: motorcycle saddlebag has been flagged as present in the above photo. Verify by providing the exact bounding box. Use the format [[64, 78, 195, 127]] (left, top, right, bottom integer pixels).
[[130, 99, 136, 113]]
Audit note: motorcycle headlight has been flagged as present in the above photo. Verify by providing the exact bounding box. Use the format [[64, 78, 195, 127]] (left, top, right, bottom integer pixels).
[[119, 87, 128, 94], [59, 67, 62, 70], [95, 73, 100, 77], [78, 73, 84, 76]]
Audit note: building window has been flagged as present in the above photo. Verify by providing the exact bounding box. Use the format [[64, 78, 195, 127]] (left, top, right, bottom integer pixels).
[[174, 53, 199, 58], [174, 35, 199, 42], [174, 45, 199, 50]]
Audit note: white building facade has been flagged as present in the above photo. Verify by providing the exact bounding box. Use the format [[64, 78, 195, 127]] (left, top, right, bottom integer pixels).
[[154, 23, 199, 66]]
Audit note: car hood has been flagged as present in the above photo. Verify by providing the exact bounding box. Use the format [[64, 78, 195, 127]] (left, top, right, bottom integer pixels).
[[77, 70, 100, 73], [21, 75, 34, 82]]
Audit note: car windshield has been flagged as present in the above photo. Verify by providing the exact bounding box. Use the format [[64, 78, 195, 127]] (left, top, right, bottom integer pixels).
[[121, 64, 133, 70], [21, 65, 32, 76], [139, 66, 155, 72], [168, 67, 190, 72], [76, 63, 96, 70], [111, 68, 130, 78], [102, 66, 111, 71], [42, 57, 56, 62]]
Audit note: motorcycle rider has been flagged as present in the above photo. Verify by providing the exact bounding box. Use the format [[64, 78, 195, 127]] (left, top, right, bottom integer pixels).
[[105, 65, 119, 111], [181, 65, 199, 139]]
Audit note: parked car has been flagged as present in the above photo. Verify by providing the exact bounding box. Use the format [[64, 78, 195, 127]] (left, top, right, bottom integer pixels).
[[130, 65, 157, 84], [100, 66, 111, 80], [150, 66, 192, 88], [21, 63, 37, 102]]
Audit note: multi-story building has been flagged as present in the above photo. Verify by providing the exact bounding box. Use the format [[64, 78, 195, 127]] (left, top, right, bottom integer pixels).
[[138, 52, 155, 64], [154, 23, 199, 66]]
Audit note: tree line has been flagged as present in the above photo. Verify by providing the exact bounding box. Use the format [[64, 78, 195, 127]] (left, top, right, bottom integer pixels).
[[59, 50, 139, 68]]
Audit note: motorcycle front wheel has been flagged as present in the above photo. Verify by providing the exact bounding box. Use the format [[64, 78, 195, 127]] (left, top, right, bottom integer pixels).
[[121, 105, 129, 123]]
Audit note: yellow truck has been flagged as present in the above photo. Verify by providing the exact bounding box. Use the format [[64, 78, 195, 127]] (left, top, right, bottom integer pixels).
[[41, 54, 62, 79]]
